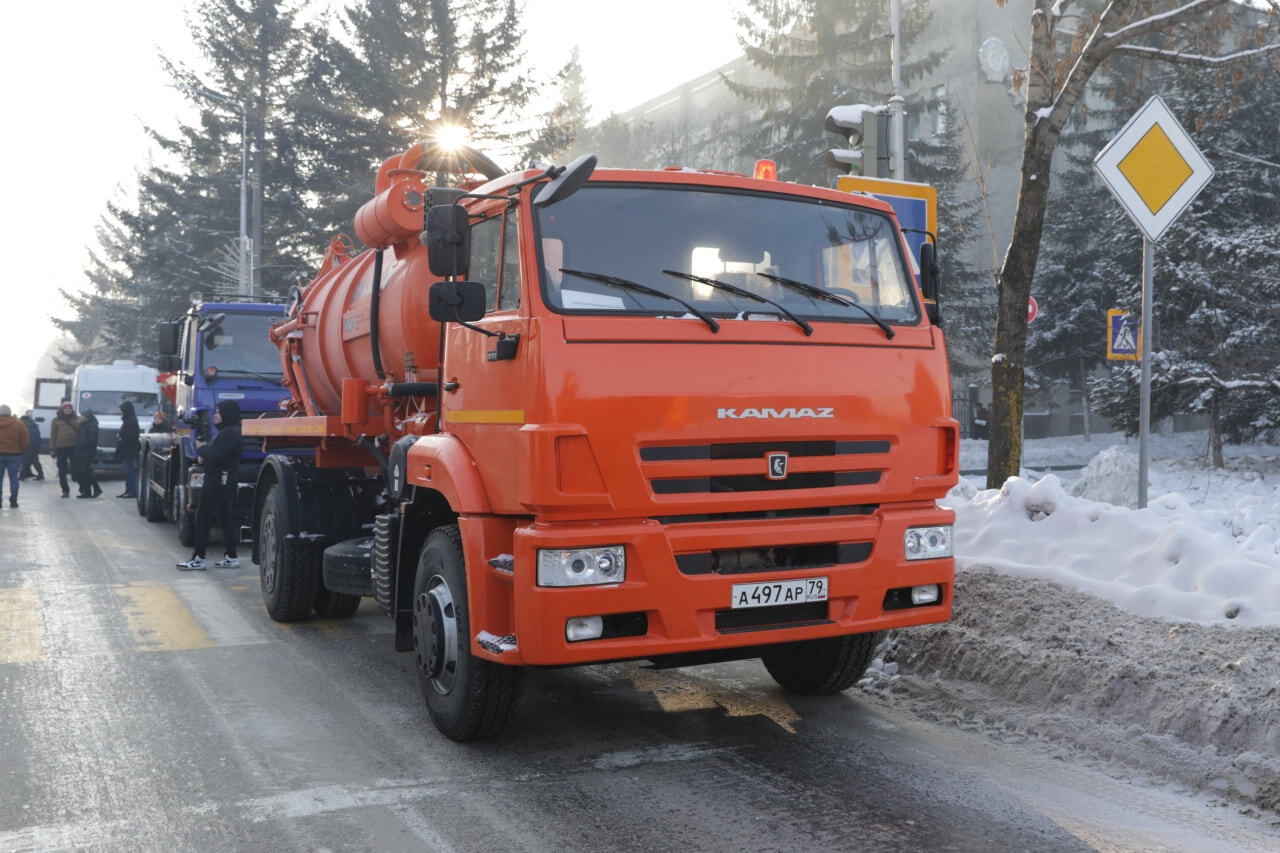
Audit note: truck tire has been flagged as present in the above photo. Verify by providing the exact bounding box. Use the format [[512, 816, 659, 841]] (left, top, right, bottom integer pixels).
[[314, 586, 362, 619], [144, 455, 166, 522], [413, 524, 522, 742], [177, 501, 196, 547], [135, 453, 147, 516], [258, 482, 322, 622], [761, 631, 883, 695]]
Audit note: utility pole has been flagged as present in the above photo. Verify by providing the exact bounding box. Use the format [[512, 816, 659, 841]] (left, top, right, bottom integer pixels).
[[888, 0, 905, 181]]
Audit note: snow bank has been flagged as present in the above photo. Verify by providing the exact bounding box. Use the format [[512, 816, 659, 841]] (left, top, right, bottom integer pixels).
[[942, 452, 1280, 626]]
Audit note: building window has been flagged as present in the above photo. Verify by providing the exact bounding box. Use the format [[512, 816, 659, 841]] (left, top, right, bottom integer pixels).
[[932, 85, 949, 136]]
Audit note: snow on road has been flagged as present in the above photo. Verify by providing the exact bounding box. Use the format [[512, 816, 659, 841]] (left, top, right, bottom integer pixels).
[[862, 430, 1280, 820]]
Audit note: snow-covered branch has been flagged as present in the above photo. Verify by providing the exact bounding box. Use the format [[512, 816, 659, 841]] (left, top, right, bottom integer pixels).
[[1112, 42, 1280, 67], [1101, 0, 1228, 46], [1172, 373, 1280, 393]]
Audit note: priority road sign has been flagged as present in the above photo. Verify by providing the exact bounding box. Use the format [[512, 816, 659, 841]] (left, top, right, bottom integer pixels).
[[1107, 309, 1140, 361], [1093, 95, 1213, 243]]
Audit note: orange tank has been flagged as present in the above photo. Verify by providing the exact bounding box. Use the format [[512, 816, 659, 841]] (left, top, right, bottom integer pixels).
[[277, 155, 441, 417]]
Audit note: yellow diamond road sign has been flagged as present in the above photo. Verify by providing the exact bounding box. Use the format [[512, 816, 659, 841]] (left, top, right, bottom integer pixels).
[[1094, 95, 1213, 242]]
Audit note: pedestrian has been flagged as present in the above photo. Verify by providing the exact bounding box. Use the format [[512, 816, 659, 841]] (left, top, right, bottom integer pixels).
[[115, 401, 140, 498], [19, 412, 44, 481], [0, 404, 32, 508], [971, 403, 990, 441], [149, 410, 173, 434], [177, 400, 243, 570], [74, 410, 103, 499], [50, 402, 81, 498]]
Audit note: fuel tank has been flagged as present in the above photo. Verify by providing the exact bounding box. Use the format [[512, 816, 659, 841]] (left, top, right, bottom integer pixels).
[[286, 151, 442, 415]]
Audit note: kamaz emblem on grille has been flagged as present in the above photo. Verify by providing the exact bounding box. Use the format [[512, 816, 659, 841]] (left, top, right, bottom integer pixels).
[[716, 407, 835, 419], [766, 452, 789, 480]]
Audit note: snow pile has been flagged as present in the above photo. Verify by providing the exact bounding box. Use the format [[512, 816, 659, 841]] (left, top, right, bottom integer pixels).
[[942, 467, 1280, 626], [862, 434, 1280, 817]]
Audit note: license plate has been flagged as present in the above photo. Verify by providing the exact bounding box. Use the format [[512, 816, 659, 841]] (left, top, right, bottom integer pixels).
[[730, 577, 829, 610]]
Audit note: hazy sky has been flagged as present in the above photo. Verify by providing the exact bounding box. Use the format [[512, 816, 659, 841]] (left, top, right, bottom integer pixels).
[[0, 0, 745, 409]]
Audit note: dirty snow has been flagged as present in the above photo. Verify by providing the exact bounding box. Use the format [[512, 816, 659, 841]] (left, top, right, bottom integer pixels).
[[861, 430, 1280, 819]]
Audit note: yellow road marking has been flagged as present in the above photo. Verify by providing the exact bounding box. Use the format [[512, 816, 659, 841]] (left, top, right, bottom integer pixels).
[[632, 669, 801, 733], [114, 582, 215, 652], [0, 588, 45, 664]]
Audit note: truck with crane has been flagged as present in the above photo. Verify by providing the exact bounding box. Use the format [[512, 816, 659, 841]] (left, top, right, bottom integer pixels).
[[243, 143, 959, 741]]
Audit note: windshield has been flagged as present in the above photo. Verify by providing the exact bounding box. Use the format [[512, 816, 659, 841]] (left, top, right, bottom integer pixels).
[[535, 184, 919, 326], [199, 312, 283, 379], [76, 391, 159, 419]]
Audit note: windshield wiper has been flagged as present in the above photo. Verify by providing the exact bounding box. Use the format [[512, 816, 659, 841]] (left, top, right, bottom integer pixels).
[[755, 272, 895, 339], [662, 270, 812, 336], [210, 368, 285, 383], [559, 268, 720, 332]]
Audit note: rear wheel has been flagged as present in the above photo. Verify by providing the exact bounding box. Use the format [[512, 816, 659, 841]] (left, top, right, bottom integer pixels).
[[258, 482, 321, 622], [135, 453, 147, 516], [761, 631, 883, 695], [413, 524, 522, 741]]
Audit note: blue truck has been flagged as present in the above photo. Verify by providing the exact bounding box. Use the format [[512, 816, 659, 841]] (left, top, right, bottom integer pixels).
[[139, 297, 291, 547]]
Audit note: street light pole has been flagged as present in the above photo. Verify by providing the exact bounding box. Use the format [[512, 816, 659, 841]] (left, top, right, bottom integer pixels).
[[197, 85, 250, 297], [888, 0, 905, 181]]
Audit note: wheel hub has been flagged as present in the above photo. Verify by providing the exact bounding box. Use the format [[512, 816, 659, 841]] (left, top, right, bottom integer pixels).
[[413, 576, 457, 694]]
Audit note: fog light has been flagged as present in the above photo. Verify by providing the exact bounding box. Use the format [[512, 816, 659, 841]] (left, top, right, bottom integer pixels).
[[566, 615, 604, 642], [537, 546, 626, 587], [911, 584, 941, 605], [904, 526, 952, 560]]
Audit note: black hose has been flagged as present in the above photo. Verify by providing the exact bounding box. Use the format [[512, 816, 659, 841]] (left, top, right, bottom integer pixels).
[[370, 249, 386, 380]]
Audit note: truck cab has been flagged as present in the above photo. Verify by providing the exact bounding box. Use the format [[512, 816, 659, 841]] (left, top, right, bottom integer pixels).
[[140, 298, 291, 545]]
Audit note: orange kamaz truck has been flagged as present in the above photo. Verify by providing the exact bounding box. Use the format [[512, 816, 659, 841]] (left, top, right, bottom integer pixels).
[[244, 144, 959, 741]]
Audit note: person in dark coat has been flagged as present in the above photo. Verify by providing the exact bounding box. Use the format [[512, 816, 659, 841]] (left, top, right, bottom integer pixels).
[[50, 402, 80, 497], [74, 410, 103, 499], [149, 410, 173, 434], [178, 400, 243, 570], [19, 413, 44, 481], [115, 401, 141, 498]]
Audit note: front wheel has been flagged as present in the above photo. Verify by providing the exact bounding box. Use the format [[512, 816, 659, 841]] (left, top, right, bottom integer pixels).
[[761, 631, 883, 695], [413, 524, 522, 741]]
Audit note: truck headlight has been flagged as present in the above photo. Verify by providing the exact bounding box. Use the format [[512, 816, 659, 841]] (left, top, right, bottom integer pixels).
[[904, 526, 952, 560], [537, 546, 626, 587]]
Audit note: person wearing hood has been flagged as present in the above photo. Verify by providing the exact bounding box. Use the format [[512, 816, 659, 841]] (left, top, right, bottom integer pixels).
[[178, 400, 243, 570], [50, 402, 81, 497], [74, 410, 102, 499], [115, 401, 141, 498], [19, 412, 44, 481], [0, 404, 31, 507]]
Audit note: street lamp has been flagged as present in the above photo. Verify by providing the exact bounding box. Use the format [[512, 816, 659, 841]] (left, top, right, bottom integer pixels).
[[197, 85, 251, 298]]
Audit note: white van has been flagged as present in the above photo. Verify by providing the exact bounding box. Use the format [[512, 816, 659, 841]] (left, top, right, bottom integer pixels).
[[71, 360, 160, 468]]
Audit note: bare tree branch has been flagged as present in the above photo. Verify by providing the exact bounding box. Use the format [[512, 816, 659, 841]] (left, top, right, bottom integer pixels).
[[1113, 42, 1280, 66], [1101, 0, 1229, 45]]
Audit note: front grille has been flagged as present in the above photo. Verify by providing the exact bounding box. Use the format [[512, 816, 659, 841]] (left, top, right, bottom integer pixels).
[[715, 601, 830, 633], [651, 470, 880, 494], [641, 439, 890, 461], [655, 503, 878, 525], [676, 542, 872, 576]]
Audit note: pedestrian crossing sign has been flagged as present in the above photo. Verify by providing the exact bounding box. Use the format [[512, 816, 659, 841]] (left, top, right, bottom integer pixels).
[[1107, 309, 1140, 361]]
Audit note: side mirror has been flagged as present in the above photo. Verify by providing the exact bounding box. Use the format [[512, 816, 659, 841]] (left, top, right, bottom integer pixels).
[[424, 204, 471, 278], [918, 241, 941, 326], [158, 354, 181, 372], [429, 280, 487, 323], [158, 322, 180, 356], [532, 153, 597, 208]]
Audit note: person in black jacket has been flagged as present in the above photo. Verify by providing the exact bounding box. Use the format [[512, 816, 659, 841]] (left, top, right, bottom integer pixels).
[[19, 413, 43, 481], [115, 401, 141, 498], [177, 400, 243, 570], [74, 411, 102, 498]]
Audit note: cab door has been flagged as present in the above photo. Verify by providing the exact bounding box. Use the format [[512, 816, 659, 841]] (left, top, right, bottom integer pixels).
[[441, 201, 529, 513]]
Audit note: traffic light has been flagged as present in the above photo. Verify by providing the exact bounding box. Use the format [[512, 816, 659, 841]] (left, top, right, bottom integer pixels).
[[824, 104, 890, 178]]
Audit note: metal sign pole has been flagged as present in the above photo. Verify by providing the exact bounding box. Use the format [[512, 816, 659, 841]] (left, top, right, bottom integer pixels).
[[1138, 238, 1153, 508]]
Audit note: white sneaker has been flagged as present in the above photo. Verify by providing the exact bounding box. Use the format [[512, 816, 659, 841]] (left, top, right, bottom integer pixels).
[[214, 556, 240, 568], [176, 557, 207, 571]]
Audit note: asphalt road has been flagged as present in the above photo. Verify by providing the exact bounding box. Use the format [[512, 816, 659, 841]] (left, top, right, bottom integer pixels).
[[1, 474, 1273, 852]]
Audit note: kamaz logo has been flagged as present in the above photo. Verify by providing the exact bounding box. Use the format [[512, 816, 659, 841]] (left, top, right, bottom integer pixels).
[[716, 407, 835, 420]]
